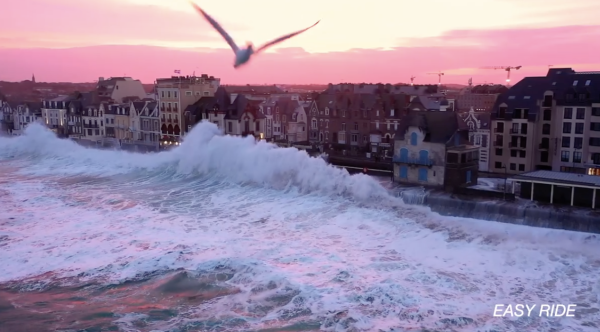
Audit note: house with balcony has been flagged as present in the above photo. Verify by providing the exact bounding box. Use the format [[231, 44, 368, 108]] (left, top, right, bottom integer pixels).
[[457, 107, 491, 172], [224, 94, 265, 139], [42, 95, 78, 137], [11, 102, 42, 135], [393, 111, 478, 190], [80, 96, 104, 142], [184, 87, 231, 134]]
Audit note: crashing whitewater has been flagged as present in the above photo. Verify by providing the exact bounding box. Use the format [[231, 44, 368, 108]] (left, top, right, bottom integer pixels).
[[0, 121, 599, 332]]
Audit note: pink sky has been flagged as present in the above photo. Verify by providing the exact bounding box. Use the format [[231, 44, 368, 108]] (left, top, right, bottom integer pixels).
[[1, 0, 600, 85]]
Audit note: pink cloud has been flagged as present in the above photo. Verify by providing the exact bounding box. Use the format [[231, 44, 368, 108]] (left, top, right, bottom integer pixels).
[[0, 0, 244, 46], [1, 25, 599, 85]]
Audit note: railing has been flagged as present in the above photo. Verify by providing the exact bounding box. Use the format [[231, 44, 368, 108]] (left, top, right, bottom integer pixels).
[[83, 124, 99, 128], [509, 142, 518, 148], [392, 157, 434, 166], [494, 127, 503, 133], [445, 160, 478, 169], [510, 128, 527, 135], [542, 100, 553, 107]]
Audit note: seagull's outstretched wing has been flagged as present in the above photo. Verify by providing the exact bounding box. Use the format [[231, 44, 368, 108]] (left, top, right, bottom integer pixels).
[[189, 1, 239, 53], [255, 20, 320, 53]]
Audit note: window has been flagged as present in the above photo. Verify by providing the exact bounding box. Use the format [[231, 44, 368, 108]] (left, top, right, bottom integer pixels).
[[419, 150, 429, 164], [341, 123, 346, 131], [167, 91, 171, 98], [174, 91, 178, 98], [591, 123, 600, 131], [563, 108, 573, 119], [351, 134, 358, 142], [399, 166, 408, 179], [541, 151, 549, 162], [481, 135, 488, 147], [495, 162, 502, 169], [399, 148, 409, 162], [495, 148, 502, 156], [543, 109, 551, 121], [562, 122, 571, 134], [518, 164, 525, 171], [324, 107, 329, 116], [592, 108, 600, 116], [354, 122, 358, 130], [574, 137, 583, 149], [418, 168, 428, 182], [410, 132, 418, 146], [592, 153, 600, 164], [466, 170, 472, 184], [575, 123, 584, 134], [573, 151, 582, 163], [585, 80, 591, 86], [341, 110, 346, 117], [510, 163, 516, 170], [542, 124, 550, 135], [519, 150, 526, 158], [561, 151, 570, 162], [311, 118, 317, 129], [185, 91, 192, 96], [228, 122, 232, 132], [562, 137, 570, 148], [576, 108, 585, 119], [510, 150, 518, 157]]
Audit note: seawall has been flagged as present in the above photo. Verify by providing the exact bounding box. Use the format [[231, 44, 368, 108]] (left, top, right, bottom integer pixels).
[[397, 188, 600, 234]]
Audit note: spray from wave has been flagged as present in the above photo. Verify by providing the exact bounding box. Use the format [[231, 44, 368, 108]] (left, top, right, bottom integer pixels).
[[0, 121, 390, 201]]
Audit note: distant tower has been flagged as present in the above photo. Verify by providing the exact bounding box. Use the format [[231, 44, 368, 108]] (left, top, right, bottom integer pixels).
[[32, 73, 36, 83], [468, 77, 472, 86]]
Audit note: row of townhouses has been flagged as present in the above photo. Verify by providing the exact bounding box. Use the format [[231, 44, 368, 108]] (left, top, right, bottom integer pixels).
[[1, 75, 499, 163]]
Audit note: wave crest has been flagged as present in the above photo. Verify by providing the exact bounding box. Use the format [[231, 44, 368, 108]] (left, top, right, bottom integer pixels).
[[0, 121, 391, 201]]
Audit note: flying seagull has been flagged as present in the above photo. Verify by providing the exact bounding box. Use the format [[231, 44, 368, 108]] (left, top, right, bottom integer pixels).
[[190, 2, 320, 69]]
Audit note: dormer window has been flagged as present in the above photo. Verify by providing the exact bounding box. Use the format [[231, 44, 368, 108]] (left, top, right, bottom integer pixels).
[[573, 80, 578, 86], [585, 80, 591, 86], [524, 96, 530, 99], [566, 94, 573, 100], [508, 96, 515, 99]]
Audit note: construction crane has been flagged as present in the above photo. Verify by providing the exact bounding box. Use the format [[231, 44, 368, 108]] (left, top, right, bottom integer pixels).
[[481, 66, 522, 86], [410, 76, 416, 85], [427, 72, 444, 85]]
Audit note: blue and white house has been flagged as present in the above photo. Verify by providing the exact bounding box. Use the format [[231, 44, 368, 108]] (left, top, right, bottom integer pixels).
[[393, 111, 479, 190]]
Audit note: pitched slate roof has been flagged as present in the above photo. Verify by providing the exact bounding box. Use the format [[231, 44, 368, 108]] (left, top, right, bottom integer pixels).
[[492, 68, 600, 121], [394, 111, 460, 144]]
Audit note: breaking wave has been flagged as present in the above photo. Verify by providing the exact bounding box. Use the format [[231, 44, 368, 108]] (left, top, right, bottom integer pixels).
[[0, 121, 388, 201], [1, 121, 600, 331]]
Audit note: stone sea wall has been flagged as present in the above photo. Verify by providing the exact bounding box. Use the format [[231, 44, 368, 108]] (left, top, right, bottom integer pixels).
[[398, 189, 600, 234]]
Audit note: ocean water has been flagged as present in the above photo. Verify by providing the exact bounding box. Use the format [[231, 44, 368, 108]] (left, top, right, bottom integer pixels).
[[0, 122, 599, 332]]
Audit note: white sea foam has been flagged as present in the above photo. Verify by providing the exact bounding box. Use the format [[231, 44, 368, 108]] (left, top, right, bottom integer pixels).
[[1, 123, 599, 331]]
